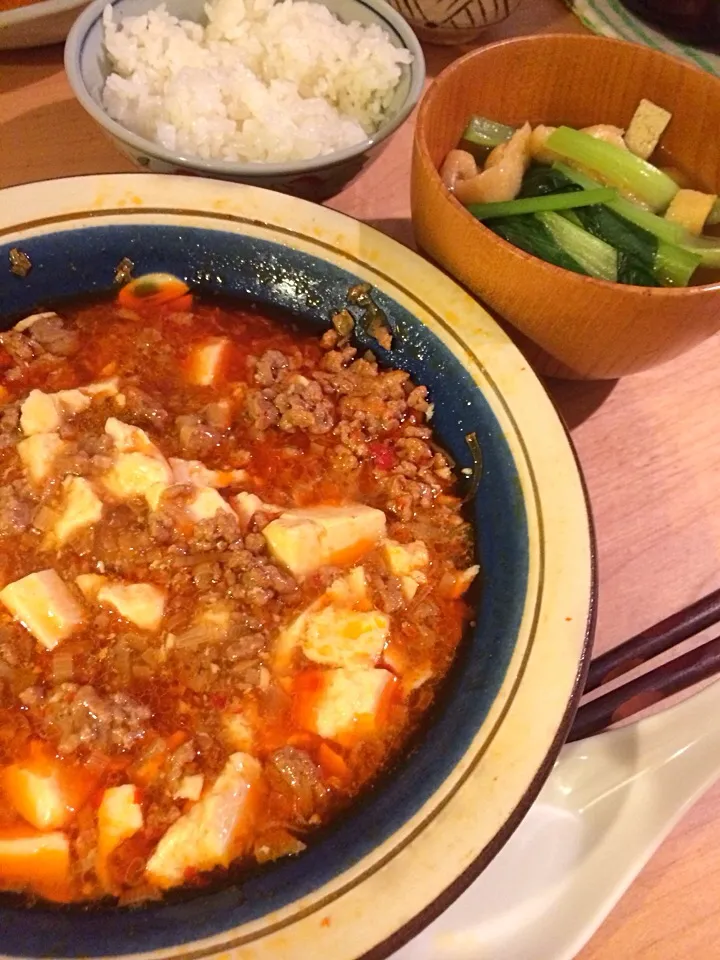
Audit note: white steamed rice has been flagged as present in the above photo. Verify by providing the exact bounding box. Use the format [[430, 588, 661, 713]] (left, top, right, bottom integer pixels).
[[101, 0, 412, 164]]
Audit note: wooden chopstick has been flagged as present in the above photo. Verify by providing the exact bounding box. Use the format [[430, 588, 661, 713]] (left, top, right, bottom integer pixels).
[[585, 586, 720, 693], [568, 587, 720, 742]]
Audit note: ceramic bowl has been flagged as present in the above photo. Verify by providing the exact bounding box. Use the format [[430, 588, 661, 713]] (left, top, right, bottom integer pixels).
[[0, 172, 594, 959], [0, 0, 87, 49], [411, 34, 720, 380], [64, 0, 424, 202], [385, 0, 521, 45]]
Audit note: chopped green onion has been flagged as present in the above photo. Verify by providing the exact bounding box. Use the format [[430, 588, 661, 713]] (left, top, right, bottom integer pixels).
[[536, 211, 618, 282], [546, 127, 679, 212], [467, 188, 616, 221], [461, 116, 516, 150]]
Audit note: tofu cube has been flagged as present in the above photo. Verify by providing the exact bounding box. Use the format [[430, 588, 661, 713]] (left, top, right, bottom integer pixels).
[[624, 98, 672, 160], [53, 477, 103, 546], [174, 775, 204, 802], [17, 433, 67, 484], [273, 567, 370, 673], [186, 486, 235, 522], [440, 564, 480, 600], [0, 831, 71, 900], [294, 668, 395, 745], [665, 189, 717, 236], [103, 419, 172, 500], [222, 713, 255, 752], [97, 582, 166, 632], [0, 570, 84, 650], [103, 453, 173, 501], [169, 458, 247, 489], [55, 389, 92, 417], [185, 337, 232, 387], [230, 492, 281, 530], [20, 391, 62, 435], [105, 418, 158, 454], [382, 539, 429, 577], [301, 607, 389, 668], [75, 573, 108, 601], [82, 378, 119, 399], [325, 565, 368, 607], [20, 389, 92, 436], [96, 784, 143, 888], [400, 574, 425, 602], [3, 762, 71, 830], [263, 504, 386, 577], [145, 752, 261, 889]]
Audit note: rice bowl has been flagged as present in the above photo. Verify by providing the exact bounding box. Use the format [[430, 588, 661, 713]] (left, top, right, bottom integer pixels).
[[65, 0, 424, 197], [101, 0, 412, 164]]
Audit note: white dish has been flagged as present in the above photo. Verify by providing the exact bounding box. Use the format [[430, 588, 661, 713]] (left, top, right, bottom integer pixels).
[[0, 0, 87, 49], [400, 678, 720, 960]]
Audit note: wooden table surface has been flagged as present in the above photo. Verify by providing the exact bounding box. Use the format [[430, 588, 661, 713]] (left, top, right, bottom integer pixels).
[[3, 0, 720, 956]]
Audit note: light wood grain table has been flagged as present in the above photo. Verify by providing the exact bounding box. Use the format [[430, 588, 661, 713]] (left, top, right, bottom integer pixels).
[[3, 1, 720, 956]]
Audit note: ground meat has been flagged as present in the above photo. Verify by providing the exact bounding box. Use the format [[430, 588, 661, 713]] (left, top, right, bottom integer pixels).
[[94, 504, 162, 576], [407, 385, 429, 412], [0, 330, 36, 364], [202, 400, 232, 430], [0, 623, 32, 669], [176, 414, 223, 458], [25, 683, 151, 756], [188, 511, 241, 552], [394, 437, 433, 463], [266, 747, 327, 823], [245, 390, 281, 432], [0, 483, 33, 537], [0, 405, 20, 451], [122, 386, 169, 430], [319, 329, 339, 350], [29, 315, 80, 357], [368, 569, 405, 614], [223, 633, 265, 661], [0, 403, 19, 434], [254, 350, 290, 386], [274, 376, 334, 434], [319, 345, 357, 373]]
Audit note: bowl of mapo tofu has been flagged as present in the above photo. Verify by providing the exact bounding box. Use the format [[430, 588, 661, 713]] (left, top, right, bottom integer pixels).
[[0, 173, 594, 960]]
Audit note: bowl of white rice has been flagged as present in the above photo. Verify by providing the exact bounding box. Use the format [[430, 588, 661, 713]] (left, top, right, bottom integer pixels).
[[64, 0, 424, 199]]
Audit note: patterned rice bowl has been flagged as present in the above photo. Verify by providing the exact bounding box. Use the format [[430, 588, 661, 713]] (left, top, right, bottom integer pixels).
[[0, 173, 594, 960], [386, 0, 522, 46]]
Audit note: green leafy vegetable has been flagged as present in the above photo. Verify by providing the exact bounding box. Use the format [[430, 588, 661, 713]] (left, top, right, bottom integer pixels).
[[546, 127, 679, 212], [616, 253, 658, 287], [467, 188, 616, 222], [487, 215, 589, 276], [461, 116, 515, 150], [654, 243, 702, 286], [571, 204, 655, 266], [519, 166, 582, 199], [536, 211, 618, 282], [555, 163, 709, 278], [706, 197, 720, 226], [683, 236, 720, 269]]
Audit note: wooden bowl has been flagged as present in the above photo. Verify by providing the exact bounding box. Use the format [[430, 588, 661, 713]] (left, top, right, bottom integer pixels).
[[411, 34, 720, 380]]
